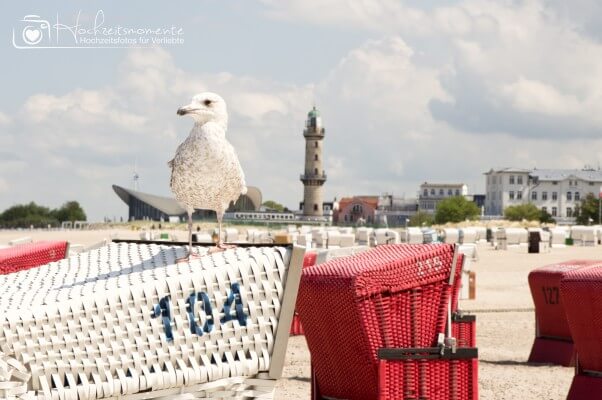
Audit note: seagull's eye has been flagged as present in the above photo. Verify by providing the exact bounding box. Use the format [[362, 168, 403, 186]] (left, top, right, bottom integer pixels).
[[204, 100, 212, 106]]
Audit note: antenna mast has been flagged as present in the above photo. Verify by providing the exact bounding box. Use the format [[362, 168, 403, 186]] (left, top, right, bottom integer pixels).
[[133, 158, 140, 191]]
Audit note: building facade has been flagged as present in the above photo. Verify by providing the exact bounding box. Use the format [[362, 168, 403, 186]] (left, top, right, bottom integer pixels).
[[333, 194, 418, 226], [335, 196, 379, 225], [300, 107, 327, 217], [484, 168, 602, 219], [418, 182, 469, 214], [113, 185, 262, 221]]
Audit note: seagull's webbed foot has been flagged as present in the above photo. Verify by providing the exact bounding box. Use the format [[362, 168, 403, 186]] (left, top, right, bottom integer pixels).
[[208, 243, 237, 254], [176, 250, 201, 264]]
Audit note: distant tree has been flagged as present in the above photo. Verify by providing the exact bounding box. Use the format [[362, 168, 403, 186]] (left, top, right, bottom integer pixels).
[[539, 209, 555, 224], [575, 193, 600, 225], [434, 197, 480, 224], [408, 211, 434, 227], [262, 200, 284, 212], [504, 204, 542, 222], [0, 200, 87, 228], [0, 202, 57, 228], [51, 201, 87, 223]]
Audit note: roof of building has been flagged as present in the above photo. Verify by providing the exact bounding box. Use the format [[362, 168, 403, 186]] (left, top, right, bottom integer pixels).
[[113, 185, 263, 215], [420, 182, 466, 188], [338, 196, 379, 209], [113, 185, 186, 216], [530, 169, 602, 182], [484, 167, 602, 181], [307, 106, 320, 118], [484, 167, 531, 175]]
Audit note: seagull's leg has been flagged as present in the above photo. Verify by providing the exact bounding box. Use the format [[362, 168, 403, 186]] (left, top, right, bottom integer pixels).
[[188, 212, 194, 255], [177, 211, 199, 263], [210, 213, 235, 253]]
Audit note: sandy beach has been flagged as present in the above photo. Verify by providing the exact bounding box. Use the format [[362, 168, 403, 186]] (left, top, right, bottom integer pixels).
[[278, 243, 595, 400], [0, 229, 595, 399]]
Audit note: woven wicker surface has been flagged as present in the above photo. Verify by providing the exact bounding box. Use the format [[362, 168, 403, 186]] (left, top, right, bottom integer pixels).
[[378, 358, 478, 400], [298, 244, 461, 400], [290, 252, 317, 336], [560, 266, 602, 372], [0, 242, 296, 399], [529, 260, 602, 340], [0, 241, 68, 275]]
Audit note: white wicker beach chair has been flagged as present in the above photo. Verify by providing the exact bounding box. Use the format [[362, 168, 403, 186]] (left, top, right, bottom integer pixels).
[[0, 242, 304, 399]]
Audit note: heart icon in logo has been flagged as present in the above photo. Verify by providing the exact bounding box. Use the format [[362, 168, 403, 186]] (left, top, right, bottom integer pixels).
[[24, 28, 41, 44]]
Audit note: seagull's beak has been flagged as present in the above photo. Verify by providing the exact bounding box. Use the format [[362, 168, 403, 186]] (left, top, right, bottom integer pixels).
[[177, 104, 196, 116]]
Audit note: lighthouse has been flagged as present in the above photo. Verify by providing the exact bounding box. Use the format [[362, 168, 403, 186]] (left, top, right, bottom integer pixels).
[[300, 106, 326, 217]]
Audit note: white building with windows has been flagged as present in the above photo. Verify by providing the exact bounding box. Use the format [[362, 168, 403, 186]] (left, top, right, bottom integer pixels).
[[418, 182, 469, 214], [484, 168, 602, 219]]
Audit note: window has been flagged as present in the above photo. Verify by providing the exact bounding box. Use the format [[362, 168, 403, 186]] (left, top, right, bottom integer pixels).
[[448, 189, 453, 196], [552, 207, 557, 216], [455, 189, 460, 196], [531, 191, 537, 201], [575, 192, 580, 201], [552, 192, 558, 201], [517, 176, 523, 185], [552, 181, 558, 185], [567, 208, 573, 217], [517, 191, 523, 200], [431, 189, 435, 195], [314, 204, 318, 211], [567, 191, 572, 201], [314, 168, 318, 175], [590, 182, 594, 186], [493, 176, 497, 184], [344, 215, 348, 222], [423, 189, 428, 197], [439, 189, 444, 196], [314, 154, 318, 161], [509, 175, 515, 184], [542, 191, 548, 201], [509, 191, 515, 200], [315, 141, 318, 148], [542, 206, 547, 213]]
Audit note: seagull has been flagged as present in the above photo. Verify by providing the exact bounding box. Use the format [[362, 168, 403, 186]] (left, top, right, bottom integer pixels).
[[169, 92, 247, 261]]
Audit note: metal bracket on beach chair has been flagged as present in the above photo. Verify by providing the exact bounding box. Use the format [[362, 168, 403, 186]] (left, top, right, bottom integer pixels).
[[441, 244, 464, 355], [378, 346, 478, 361], [452, 311, 476, 324]]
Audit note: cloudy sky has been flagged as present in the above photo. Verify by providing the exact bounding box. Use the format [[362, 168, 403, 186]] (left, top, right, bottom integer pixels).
[[2, 0, 602, 221]]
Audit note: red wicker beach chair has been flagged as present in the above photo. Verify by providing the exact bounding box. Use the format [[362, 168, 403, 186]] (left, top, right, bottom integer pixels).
[[528, 260, 602, 366], [0, 240, 68, 274], [299, 244, 477, 400], [560, 266, 602, 399], [290, 251, 318, 336]]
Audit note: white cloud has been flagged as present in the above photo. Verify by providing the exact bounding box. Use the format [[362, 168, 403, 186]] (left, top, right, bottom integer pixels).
[[260, 0, 499, 37], [0, 111, 11, 126], [0, 178, 8, 194], [501, 77, 582, 117], [261, 0, 602, 138], [6, 1, 602, 220]]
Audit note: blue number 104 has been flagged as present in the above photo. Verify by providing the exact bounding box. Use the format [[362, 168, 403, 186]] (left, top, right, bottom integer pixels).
[[152, 283, 248, 342]]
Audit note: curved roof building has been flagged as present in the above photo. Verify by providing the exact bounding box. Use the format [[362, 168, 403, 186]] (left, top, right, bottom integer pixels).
[[113, 185, 262, 221]]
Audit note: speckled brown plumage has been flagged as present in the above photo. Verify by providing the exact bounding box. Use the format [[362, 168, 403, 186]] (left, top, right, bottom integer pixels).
[[168, 93, 246, 255]]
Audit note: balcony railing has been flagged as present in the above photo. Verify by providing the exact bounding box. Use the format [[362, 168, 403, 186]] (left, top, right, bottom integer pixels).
[[300, 173, 327, 181]]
